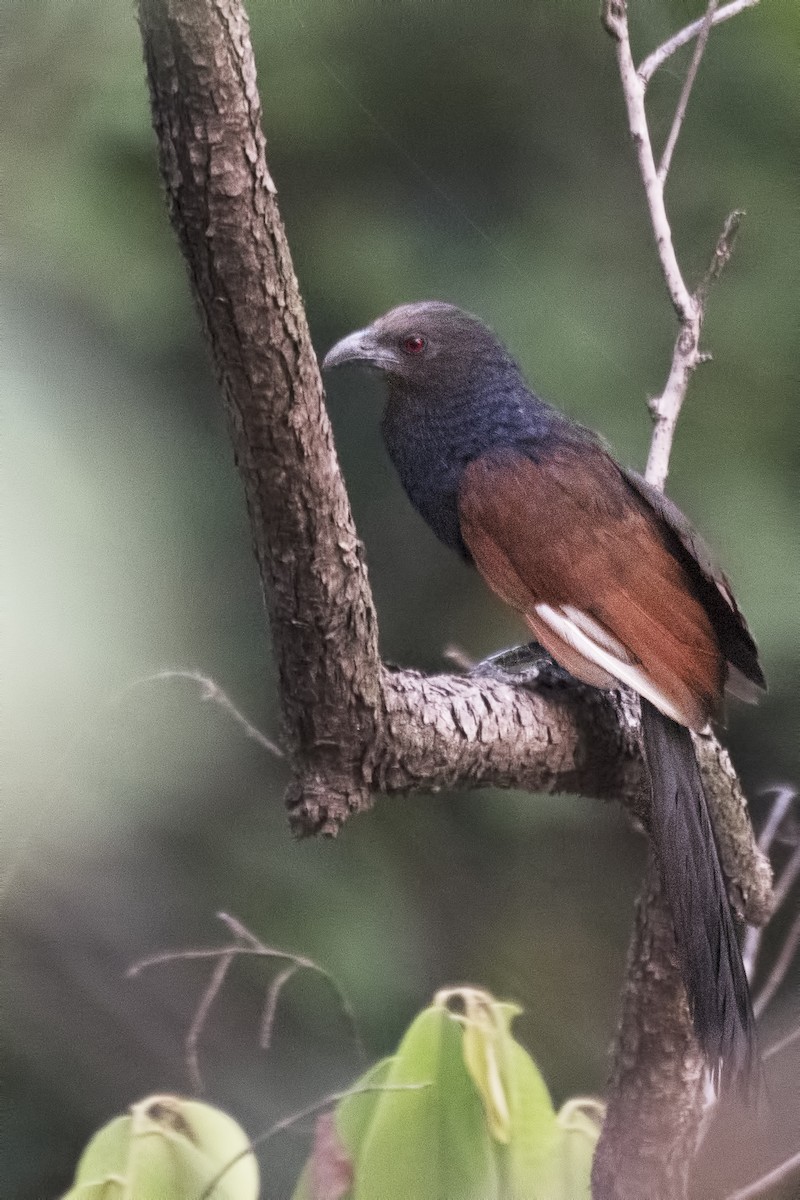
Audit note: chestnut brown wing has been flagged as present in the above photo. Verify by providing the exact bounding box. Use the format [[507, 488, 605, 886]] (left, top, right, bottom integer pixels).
[[457, 445, 725, 730], [621, 467, 765, 700]]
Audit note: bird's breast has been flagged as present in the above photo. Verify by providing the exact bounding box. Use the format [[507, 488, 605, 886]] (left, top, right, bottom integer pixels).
[[382, 416, 471, 558], [381, 382, 562, 560]]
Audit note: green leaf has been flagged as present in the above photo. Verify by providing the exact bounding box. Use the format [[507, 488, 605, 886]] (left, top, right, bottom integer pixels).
[[61, 1186, 125, 1200], [553, 1098, 604, 1200], [335, 1057, 394, 1157], [63, 1095, 259, 1200], [292, 988, 604, 1200], [174, 1098, 260, 1200], [290, 1059, 393, 1200], [353, 1003, 498, 1200], [458, 996, 519, 1143], [67, 1115, 130, 1197], [290, 1158, 314, 1200], [439, 989, 562, 1199], [494, 1027, 561, 1197]]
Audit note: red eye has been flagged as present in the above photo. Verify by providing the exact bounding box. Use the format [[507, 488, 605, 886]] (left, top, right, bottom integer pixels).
[[401, 334, 426, 355]]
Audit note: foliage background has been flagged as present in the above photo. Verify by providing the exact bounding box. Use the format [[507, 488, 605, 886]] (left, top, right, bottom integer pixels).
[[2, 1, 798, 1196]]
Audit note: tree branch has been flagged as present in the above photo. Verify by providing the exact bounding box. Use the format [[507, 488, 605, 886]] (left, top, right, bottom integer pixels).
[[743, 786, 798, 980], [638, 0, 761, 87], [135, 4, 771, 1198], [602, 1, 753, 492], [724, 1147, 800, 1200], [657, 0, 719, 186], [591, 856, 707, 1200], [602, 1, 695, 322]]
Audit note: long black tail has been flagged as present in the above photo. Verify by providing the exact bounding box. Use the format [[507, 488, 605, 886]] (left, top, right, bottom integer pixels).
[[640, 699, 759, 1097]]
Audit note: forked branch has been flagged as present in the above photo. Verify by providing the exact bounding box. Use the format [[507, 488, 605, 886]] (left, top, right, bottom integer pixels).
[[602, 0, 758, 491]]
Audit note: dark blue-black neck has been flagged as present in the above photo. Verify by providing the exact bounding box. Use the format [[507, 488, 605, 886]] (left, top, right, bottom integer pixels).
[[381, 360, 569, 559]]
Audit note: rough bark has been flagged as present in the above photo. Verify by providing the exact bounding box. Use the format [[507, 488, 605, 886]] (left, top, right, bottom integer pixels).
[[592, 855, 707, 1199], [139, 0, 383, 824], [136, 2, 772, 1195]]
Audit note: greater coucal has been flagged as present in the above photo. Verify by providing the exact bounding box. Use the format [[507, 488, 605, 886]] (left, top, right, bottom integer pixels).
[[323, 300, 765, 1096]]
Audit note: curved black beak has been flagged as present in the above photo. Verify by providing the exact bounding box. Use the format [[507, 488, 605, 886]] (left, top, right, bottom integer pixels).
[[322, 326, 401, 372]]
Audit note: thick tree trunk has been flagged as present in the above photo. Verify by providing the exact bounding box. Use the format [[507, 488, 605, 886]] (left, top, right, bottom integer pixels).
[[592, 856, 706, 1199]]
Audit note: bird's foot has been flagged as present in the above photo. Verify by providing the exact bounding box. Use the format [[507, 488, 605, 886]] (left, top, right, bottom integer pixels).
[[469, 641, 572, 688]]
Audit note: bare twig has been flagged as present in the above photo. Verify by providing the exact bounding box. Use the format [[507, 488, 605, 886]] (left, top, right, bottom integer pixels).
[[602, 0, 695, 322], [642, 322, 700, 491], [742, 786, 798, 980], [724, 1147, 800, 1200], [217, 911, 265, 948], [127, 945, 253, 974], [764, 1022, 800, 1061], [219, 914, 366, 1066], [757, 786, 797, 854], [602, 2, 751, 491], [769, 839, 800, 914], [642, 187, 743, 492], [115, 669, 283, 757], [695, 210, 744, 306], [186, 950, 238, 1093], [639, 0, 761, 86], [253, 1081, 429, 1146], [642, 207, 742, 490], [657, 0, 719, 186], [128, 913, 366, 1085], [753, 907, 800, 1019], [260, 964, 300, 1051], [746, 830, 800, 1005]]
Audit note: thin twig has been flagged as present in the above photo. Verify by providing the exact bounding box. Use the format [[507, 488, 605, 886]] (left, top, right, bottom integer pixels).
[[186, 950, 238, 1093], [724, 1147, 800, 1200], [658, 0, 719, 185], [127, 945, 276, 975], [742, 785, 797, 979], [197, 1081, 431, 1200], [639, 0, 761, 86], [772, 840, 800, 914], [643, 209, 742, 490], [602, 0, 695, 322], [695, 209, 743, 305], [217, 913, 367, 1066], [117, 669, 283, 756], [753, 907, 800, 1019], [764, 1021, 800, 1061], [602, 2, 750, 492], [217, 911, 267, 949], [757, 786, 797, 854], [127, 914, 367, 1084], [260, 964, 300, 1050]]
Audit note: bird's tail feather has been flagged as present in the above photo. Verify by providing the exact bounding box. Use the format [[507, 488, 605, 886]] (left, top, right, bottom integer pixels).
[[640, 698, 759, 1097]]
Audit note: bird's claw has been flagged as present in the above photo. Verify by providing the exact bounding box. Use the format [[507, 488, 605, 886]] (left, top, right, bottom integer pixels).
[[469, 641, 571, 687]]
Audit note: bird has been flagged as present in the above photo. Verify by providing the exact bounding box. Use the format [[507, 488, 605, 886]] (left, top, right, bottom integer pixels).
[[323, 300, 766, 1097]]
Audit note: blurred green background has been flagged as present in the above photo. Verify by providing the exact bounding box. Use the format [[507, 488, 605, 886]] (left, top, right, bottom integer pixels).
[[2, 1, 798, 1197]]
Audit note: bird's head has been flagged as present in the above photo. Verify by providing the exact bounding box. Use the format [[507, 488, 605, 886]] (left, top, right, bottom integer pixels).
[[322, 301, 518, 393]]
